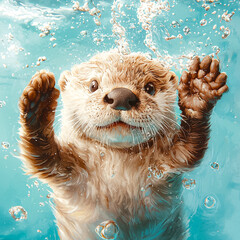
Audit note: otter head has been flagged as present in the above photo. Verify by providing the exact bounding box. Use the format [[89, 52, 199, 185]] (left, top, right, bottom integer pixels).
[[59, 51, 178, 148]]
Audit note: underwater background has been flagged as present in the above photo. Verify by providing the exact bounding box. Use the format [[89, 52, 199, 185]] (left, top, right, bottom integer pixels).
[[0, 0, 239, 239]]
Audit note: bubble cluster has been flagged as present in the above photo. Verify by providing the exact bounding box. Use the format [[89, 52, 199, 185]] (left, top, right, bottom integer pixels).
[[36, 56, 47, 66], [73, 1, 101, 26], [220, 26, 230, 39], [111, 0, 130, 55], [39, 22, 53, 37], [137, 0, 170, 57], [221, 11, 235, 22], [95, 220, 119, 240], [9, 206, 27, 221], [72, 1, 89, 12], [165, 34, 183, 41], [182, 178, 196, 190], [137, 0, 170, 31]]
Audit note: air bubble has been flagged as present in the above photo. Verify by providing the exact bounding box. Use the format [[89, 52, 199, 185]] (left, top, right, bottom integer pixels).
[[211, 162, 219, 170], [94, 18, 101, 26], [204, 196, 216, 208], [0, 101, 6, 108], [177, 34, 183, 39], [154, 169, 163, 179], [212, 45, 220, 55], [95, 220, 119, 240], [200, 19, 207, 26], [100, 152, 105, 157], [182, 178, 196, 190], [34, 180, 39, 188], [183, 26, 190, 35], [148, 167, 164, 180], [146, 132, 151, 138], [1, 142, 10, 149], [80, 30, 87, 36], [9, 206, 27, 221], [171, 21, 180, 28]]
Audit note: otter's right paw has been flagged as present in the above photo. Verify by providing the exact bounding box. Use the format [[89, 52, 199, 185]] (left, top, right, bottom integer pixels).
[[19, 70, 60, 128], [178, 56, 228, 119]]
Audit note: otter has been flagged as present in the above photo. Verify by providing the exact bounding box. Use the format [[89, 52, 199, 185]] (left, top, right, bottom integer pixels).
[[19, 51, 228, 240]]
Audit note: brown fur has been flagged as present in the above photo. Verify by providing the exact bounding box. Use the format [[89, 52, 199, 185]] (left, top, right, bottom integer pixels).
[[19, 51, 228, 240]]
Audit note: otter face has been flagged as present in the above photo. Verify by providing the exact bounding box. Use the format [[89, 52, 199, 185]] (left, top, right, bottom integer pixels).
[[59, 52, 178, 148]]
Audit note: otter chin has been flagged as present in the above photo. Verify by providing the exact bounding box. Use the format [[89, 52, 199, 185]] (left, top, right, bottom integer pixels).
[[19, 50, 228, 240], [94, 120, 155, 147]]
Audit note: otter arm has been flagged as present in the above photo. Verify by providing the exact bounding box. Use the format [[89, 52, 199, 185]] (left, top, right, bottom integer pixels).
[[170, 115, 210, 169], [170, 56, 228, 169], [19, 71, 77, 182]]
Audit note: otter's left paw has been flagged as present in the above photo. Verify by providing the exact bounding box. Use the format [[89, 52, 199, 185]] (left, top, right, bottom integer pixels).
[[178, 56, 228, 119]]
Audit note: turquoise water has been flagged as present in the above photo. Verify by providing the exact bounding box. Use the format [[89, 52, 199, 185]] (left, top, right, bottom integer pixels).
[[0, 0, 239, 239]]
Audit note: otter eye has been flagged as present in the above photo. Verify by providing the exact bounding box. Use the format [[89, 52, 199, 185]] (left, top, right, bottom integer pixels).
[[89, 80, 98, 92], [144, 82, 155, 95]]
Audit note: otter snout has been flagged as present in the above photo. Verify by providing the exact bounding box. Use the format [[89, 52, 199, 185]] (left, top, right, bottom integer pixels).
[[104, 88, 139, 111]]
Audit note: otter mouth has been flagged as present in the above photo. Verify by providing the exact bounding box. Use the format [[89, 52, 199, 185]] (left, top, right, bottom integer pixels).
[[97, 121, 142, 130]]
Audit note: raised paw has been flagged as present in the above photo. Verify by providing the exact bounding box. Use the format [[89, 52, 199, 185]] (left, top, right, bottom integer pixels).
[[19, 70, 60, 129], [178, 56, 228, 119]]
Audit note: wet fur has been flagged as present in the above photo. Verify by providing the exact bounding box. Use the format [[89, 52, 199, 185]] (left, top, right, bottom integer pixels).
[[19, 51, 227, 239]]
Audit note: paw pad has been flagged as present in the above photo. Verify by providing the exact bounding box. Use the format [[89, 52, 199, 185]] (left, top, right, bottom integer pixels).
[[178, 56, 228, 118], [19, 71, 59, 124]]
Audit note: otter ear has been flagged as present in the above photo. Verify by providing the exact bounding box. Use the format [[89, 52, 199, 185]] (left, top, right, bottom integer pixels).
[[168, 72, 178, 90], [59, 71, 71, 91]]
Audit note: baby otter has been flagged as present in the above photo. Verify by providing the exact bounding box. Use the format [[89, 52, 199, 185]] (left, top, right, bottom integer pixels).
[[19, 51, 228, 240]]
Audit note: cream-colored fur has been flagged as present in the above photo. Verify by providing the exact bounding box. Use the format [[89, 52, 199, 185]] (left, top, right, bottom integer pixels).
[[55, 51, 184, 239]]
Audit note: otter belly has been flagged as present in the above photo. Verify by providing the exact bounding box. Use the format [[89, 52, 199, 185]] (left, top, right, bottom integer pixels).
[[55, 192, 187, 240]]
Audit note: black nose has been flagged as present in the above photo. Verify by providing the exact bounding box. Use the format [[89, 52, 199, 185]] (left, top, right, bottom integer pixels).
[[104, 88, 139, 111]]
